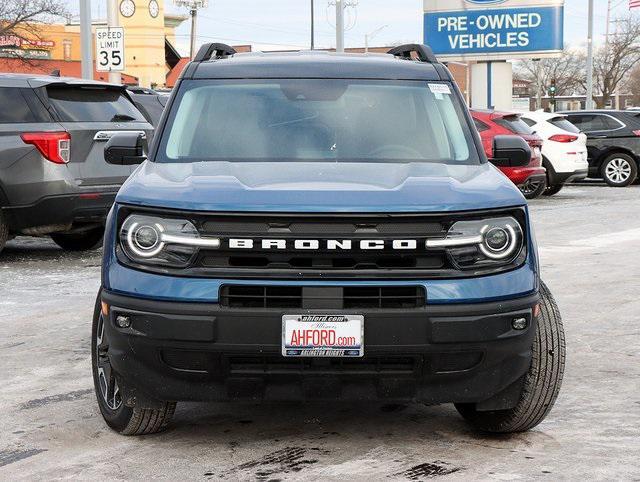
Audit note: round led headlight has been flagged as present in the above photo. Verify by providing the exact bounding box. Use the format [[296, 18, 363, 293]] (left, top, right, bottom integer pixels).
[[479, 223, 520, 260], [126, 222, 165, 258]]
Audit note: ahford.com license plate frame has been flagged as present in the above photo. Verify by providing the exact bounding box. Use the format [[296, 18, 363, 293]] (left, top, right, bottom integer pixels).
[[282, 314, 364, 357]]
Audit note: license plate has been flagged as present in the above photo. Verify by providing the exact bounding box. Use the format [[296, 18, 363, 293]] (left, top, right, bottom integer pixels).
[[282, 314, 364, 357]]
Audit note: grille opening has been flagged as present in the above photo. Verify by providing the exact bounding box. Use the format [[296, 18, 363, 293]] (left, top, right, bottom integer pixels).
[[220, 285, 425, 309], [204, 254, 442, 270], [228, 355, 421, 376]]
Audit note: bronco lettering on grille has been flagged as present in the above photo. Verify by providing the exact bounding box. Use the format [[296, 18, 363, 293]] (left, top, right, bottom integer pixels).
[[227, 239, 419, 250]]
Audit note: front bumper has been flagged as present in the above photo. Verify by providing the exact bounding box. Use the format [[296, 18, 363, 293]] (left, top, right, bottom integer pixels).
[[101, 289, 539, 407]]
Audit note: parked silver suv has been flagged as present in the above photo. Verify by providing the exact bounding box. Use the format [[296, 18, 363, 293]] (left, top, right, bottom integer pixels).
[[0, 74, 153, 253]]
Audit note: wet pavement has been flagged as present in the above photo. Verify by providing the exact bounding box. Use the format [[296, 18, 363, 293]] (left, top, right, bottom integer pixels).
[[1, 184, 639, 480]]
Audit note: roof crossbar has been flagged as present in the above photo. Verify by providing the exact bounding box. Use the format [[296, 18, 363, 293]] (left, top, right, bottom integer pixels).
[[193, 43, 237, 62], [387, 44, 438, 63]]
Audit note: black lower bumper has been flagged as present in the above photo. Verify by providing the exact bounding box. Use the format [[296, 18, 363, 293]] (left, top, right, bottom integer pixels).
[[101, 290, 539, 408], [549, 168, 589, 186], [3, 191, 117, 231]]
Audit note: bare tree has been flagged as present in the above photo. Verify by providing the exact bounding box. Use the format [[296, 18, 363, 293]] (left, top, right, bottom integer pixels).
[[628, 65, 640, 107], [591, 15, 640, 108], [516, 49, 585, 110], [0, 0, 68, 62]]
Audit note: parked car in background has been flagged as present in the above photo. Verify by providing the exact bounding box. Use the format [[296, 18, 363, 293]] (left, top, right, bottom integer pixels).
[[0, 74, 153, 254], [127, 86, 168, 127], [561, 110, 640, 187], [519, 111, 589, 196], [471, 109, 546, 199]]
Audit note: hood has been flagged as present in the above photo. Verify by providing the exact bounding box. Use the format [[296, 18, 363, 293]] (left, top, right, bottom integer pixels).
[[116, 160, 526, 213]]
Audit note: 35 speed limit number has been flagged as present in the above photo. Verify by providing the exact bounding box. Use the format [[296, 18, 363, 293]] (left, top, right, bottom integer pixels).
[[95, 27, 125, 72]]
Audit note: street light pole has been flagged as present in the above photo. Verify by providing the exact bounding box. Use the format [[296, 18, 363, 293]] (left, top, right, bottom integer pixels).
[[310, 0, 314, 50], [79, 0, 93, 80], [336, 0, 344, 53], [364, 25, 388, 54], [586, 0, 595, 109]]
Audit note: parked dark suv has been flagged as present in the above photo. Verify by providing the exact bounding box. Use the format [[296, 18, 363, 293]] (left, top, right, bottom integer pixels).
[[561, 110, 640, 187], [93, 43, 565, 436], [0, 74, 153, 253]]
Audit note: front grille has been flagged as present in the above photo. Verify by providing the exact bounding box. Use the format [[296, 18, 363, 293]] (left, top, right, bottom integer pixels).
[[192, 213, 450, 275], [116, 208, 528, 279], [219, 285, 426, 309]]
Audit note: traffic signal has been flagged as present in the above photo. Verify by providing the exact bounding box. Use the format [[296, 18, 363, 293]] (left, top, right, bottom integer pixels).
[[549, 85, 557, 97]]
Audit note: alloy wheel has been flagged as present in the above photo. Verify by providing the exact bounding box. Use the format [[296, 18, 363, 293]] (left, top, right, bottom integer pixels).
[[605, 158, 632, 184], [520, 179, 543, 196], [95, 314, 123, 410]]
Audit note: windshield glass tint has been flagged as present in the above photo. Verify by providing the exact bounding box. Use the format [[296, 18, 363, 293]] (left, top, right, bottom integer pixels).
[[158, 79, 478, 164], [47, 87, 145, 122], [549, 116, 580, 134], [495, 115, 534, 135]]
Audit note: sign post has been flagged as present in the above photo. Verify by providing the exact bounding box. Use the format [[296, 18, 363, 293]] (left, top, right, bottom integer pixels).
[[424, 0, 565, 109], [95, 27, 125, 73]]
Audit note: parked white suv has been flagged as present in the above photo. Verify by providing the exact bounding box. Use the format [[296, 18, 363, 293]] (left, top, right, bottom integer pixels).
[[520, 111, 589, 196]]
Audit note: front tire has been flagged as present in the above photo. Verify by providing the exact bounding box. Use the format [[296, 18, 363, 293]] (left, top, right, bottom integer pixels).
[[455, 281, 566, 433], [601, 153, 638, 187], [520, 178, 547, 200], [92, 291, 176, 435], [51, 226, 104, 251]]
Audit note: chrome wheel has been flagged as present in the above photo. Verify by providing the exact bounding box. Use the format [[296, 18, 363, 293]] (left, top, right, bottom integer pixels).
[[605, 158, 632, 183], [95, 314, 122, 411]]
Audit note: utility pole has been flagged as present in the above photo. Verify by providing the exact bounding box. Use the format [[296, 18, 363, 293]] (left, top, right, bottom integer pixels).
[[586, 0, 595, 109], [310, 0, 315, 50], [175, 1, 208, 59], [106, 0, 121, 84], [190, 7, 198, 58], [605, 0, 612, 42], [79, 0, 93, 80], [335, 0, 344, 53]]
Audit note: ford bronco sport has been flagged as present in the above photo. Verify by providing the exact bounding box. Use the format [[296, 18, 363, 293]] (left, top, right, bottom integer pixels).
[[93, 44, 565, 435]]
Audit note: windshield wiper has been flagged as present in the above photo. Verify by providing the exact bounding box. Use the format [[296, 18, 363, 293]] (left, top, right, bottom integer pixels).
[[110, 114, 137, 122]]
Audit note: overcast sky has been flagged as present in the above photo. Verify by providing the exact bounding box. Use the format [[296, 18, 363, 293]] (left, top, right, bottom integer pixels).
[[81, 0, 635, 55]]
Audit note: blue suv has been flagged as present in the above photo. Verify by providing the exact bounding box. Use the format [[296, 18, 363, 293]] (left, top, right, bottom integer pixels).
[[93, 44, 565, 435]]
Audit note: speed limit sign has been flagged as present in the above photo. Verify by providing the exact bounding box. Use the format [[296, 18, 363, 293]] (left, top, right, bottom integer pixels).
[[95, 27, 125, 72]]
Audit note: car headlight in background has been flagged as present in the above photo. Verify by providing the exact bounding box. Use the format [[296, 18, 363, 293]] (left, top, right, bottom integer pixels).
[[426, 216, 524, 269], [120, 214, 219, 267]]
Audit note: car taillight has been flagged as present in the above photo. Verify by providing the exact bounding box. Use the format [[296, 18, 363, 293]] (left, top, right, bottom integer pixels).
[[633, 130, 640, 137], [20, 132, 70, 164], [549, 134, 578, 143]]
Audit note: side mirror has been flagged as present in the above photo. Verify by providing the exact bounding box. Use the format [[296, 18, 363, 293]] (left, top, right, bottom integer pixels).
[[491, 135, 532, 168], [104, 132, 147, 165]]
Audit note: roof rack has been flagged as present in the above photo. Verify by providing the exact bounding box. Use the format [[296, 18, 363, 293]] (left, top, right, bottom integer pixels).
[[193, 42, 237, 62], [387, 44, 437, 63]]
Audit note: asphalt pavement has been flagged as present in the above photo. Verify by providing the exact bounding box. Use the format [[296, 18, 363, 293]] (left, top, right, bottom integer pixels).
[[0, 183, 639, 480]]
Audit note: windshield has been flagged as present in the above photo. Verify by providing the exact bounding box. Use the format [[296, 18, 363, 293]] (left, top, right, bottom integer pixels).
[[156, 79, 479, 164]]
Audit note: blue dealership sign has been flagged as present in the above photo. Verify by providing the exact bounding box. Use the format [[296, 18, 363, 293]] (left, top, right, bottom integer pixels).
[[424, 5, 564, 57]]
